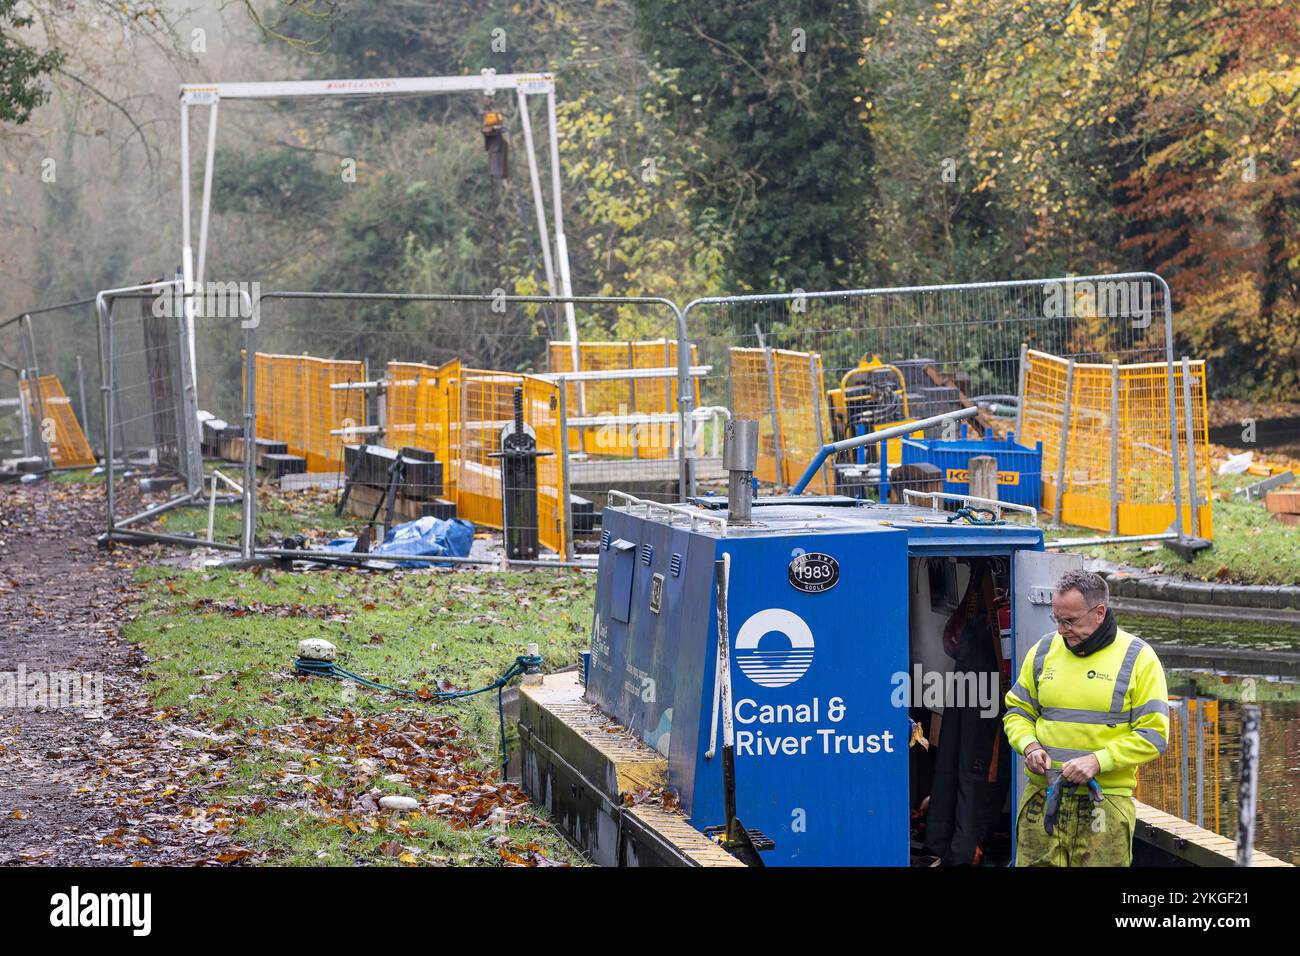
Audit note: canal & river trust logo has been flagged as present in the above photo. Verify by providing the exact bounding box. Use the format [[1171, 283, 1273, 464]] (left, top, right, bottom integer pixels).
[[735, 608, 816, 689]]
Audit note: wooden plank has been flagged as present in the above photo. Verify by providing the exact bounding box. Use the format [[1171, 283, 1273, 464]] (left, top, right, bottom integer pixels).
[[1135, 801, 1293, 867], [625, 806, 745, 867], [969, 455, 998, 501], [1265, 489, 1300, 514], [1274, 512, 1300, 528], [520, 673, 668, 801]]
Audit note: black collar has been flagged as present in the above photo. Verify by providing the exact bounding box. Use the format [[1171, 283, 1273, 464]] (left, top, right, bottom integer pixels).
[[1064, 609, 1118, 657]]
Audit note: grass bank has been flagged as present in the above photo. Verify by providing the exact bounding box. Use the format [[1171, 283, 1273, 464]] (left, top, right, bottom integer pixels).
[[152, 488, 356, 543], [1047, 474, 1299, 586], [50, 468, 100, 484], [124, 564, 596, 865]]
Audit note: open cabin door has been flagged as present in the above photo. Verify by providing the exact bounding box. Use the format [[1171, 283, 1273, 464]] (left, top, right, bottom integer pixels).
[[1010, 551, 1083, 831]]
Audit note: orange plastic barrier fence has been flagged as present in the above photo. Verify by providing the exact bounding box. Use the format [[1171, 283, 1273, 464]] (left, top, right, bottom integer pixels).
[[384, 364, 565, 555], [20, 374, 95, 468], [250, 352, 366, 472], [457, 369, 566, 555], [1134, 697, 1220, 833], [387, 359, 461, 501], [729, 347, 831, 492], [548, 340, 699, 459], [1020, 349, 1213, 537]]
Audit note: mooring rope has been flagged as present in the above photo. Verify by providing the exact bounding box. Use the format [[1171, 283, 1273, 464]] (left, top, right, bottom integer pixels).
[[293, 653, 544, 777], [947, 506, 1005, 525]]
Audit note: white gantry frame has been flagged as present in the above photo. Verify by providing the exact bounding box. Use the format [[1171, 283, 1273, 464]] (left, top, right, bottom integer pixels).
[[177, 70, 579, 401]]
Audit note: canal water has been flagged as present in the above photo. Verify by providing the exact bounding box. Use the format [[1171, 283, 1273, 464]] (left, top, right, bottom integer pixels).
[[1118, 612, 1300, 864], [1193, 683, 1300, 865]]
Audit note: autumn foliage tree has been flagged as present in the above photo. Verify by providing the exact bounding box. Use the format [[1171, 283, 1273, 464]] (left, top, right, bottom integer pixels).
[[1119, 2, 1300, 396], [873, 0, 1300, 397]]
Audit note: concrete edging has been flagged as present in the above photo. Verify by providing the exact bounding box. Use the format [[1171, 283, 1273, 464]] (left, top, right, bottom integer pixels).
[[1145, 641, 1300, 680], [1101, 570, 1300, 613], [1109, 594, 1300, 628]]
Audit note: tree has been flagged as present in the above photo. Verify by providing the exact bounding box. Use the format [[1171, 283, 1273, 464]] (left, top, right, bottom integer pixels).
[[0, 0, 62, 128], [629, 0, 876, 293], [901, 0, 1300, 397]]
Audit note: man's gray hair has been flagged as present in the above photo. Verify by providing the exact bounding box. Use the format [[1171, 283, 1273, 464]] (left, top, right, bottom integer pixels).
[[1055, 569, 1109, 608]]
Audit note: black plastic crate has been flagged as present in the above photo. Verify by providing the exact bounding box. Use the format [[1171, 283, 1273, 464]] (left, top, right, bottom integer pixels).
[[262, 453, 306, 478]]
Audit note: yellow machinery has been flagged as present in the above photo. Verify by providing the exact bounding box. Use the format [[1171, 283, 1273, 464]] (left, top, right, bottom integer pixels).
[[482, 107, 508, 179], [826, 355, 923, 468]]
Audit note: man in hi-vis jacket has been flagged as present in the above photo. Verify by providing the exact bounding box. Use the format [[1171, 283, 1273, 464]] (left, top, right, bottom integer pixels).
[[1003, 569, 1169, 866]]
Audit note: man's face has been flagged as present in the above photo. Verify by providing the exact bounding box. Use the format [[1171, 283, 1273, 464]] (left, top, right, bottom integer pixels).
[[1052, 588, 1106, 645]]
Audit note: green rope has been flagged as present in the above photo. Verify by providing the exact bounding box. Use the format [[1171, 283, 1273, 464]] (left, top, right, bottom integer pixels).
[[293, 653, 543, 778], [947, 506, 1005, 525]]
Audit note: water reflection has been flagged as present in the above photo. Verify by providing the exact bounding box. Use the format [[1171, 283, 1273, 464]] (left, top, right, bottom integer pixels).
[[1170, 672, 1299, 864], [1122, 613, 1300, 653]]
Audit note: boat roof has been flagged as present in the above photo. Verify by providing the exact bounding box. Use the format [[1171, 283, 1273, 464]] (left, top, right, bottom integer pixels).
[[618, 494, 1047, 554]]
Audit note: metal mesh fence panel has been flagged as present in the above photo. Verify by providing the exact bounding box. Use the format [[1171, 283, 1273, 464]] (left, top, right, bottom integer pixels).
[[247, 352, 367, 472], [189, 293, 247, 442], [549, 341, 634, 453], [0, 328, 22, 457], [386, 359, 461, 501], [307, 358, 367, 474], [382, 361, 563, 552], [546, 339, 699, 462], [1021, 350, 1213, 536], [728, 347, 775, 482], [105, 293, 202, 490], [458, 370, 565, 555], [1134, 360, 1212, 539], [218, 292, 686, 562], [632, 340, 693, 418], [0, 368, 25, 459], [688, 275, 1180, 516], [775, 349, 832, 493], [2, 300, 103, 461], [728, 347, 832, 492]]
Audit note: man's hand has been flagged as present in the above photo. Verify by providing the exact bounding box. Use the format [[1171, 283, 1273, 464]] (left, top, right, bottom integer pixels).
[[1024, 743, 1051, 775], [1061, 753, 1101, 784]]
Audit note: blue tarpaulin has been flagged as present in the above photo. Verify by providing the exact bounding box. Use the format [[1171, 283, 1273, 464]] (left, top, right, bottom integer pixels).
[[324, 516, 474, 567]]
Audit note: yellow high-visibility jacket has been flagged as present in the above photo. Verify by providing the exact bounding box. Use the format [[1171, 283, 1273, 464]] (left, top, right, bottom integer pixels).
[[1003, 627, 1169, 795]]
